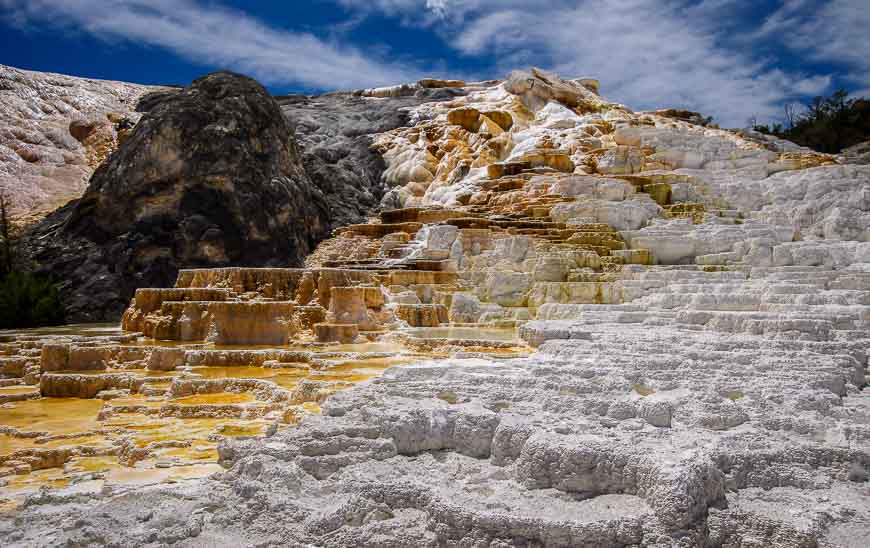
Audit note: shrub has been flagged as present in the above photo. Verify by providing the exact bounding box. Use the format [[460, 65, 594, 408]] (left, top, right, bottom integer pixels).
[[0, 271, 65, 329], [754, 90, 870, 154], [0, 191, 66, 329]]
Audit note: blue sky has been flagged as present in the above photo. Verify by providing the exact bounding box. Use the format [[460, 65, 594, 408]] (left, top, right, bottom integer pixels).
[[1, 0, 868, 127]]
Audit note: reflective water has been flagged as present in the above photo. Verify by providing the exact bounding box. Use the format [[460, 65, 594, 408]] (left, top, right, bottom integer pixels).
[[0, 328, 426, 508], [403, 326, 521, 342], [0, 323, 122, 338], [172, 392, 258, 405], [0, 323, 523, 508], [1, 398, 105, 433]]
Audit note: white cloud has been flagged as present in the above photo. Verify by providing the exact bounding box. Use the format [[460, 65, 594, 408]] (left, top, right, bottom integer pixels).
[[758, 0, 870, 97], [2, 0, 860, 127], [338, 0, 839, 127], [0, 0, 424, 90]]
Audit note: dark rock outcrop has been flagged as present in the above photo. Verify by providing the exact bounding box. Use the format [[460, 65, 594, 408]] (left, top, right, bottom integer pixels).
[[279, 88, 466, 229], [22, 71, 468, 321], [27, 72, 330, 321]]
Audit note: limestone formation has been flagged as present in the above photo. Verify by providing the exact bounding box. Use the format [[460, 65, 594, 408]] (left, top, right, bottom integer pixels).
[[0, 64, 165, 224], [1, 67, 870, 547], [279, 86, 465, 230], [839, 140, 870, 164], [12, 66, 471, 322]]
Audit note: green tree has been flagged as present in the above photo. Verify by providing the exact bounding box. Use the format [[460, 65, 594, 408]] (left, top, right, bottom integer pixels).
[[762, 90, 870, 153], [0, 191, 66, 328], [0, 192, 13, 277], [0, 271, 66, 329]]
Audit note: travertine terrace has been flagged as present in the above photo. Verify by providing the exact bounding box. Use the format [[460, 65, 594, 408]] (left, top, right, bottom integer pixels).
[[1, 68, 869, 546]]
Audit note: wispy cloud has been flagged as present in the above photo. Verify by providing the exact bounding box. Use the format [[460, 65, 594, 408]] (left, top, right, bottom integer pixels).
[[453, 0, 832, 126], [757, 0, 870, 98], [337, 0, 845, 127], [0, 0, 424, 90], [3, 0, 864, 127]]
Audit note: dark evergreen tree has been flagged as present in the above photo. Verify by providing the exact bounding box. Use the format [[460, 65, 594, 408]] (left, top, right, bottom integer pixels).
[[0, 192, 65, 328], [754, 90, 870, 154]]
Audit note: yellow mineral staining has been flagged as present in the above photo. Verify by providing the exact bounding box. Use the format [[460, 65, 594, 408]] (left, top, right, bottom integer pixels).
[[65, 455, 119, 473], [308, 371, 376, 383], [216, 422, 269, 437], [1, 398, 104, 434], [665, 203, 707, 223], [437, 390, 460, 404], [171, 392, 257, 406], [615, 175, 672, 206], [3, 294, 522, 501], [726, 390, 745, 401], [105, 462, 223, 486], [329, 357, 417, 376], [632, 383, 656, 397], [447, 106, 483, 132], [776, 151, 836, 171], [0, 433, 102, 457], [418, 78, 466, 89], [186, 365, 290, 380], [0, 386, 38, 395], [302, 402, 321, 414], [3, 467, 71, 495], [0, 327, 431, 502], [160, 445, 218, 461]]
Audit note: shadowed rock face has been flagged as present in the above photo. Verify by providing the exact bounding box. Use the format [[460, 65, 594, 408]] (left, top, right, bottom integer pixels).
[[27, 71, 330, 321], [279, 88, 466, 229]]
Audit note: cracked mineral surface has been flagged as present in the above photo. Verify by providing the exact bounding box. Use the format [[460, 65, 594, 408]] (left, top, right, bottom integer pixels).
[[1, 68, 869, 546], [0, 64, 167, 224]]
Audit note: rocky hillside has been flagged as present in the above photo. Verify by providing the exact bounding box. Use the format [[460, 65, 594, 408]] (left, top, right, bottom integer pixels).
[[0, 65, 165, 224], [15, 68, 467, 321], [26, 72, 334, 321], [280, 83, 467, 229]]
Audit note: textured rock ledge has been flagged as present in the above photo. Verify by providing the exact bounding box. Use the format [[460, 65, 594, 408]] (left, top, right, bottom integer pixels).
[[0, 64, 166, 223], [2, 315, 868, 546]]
